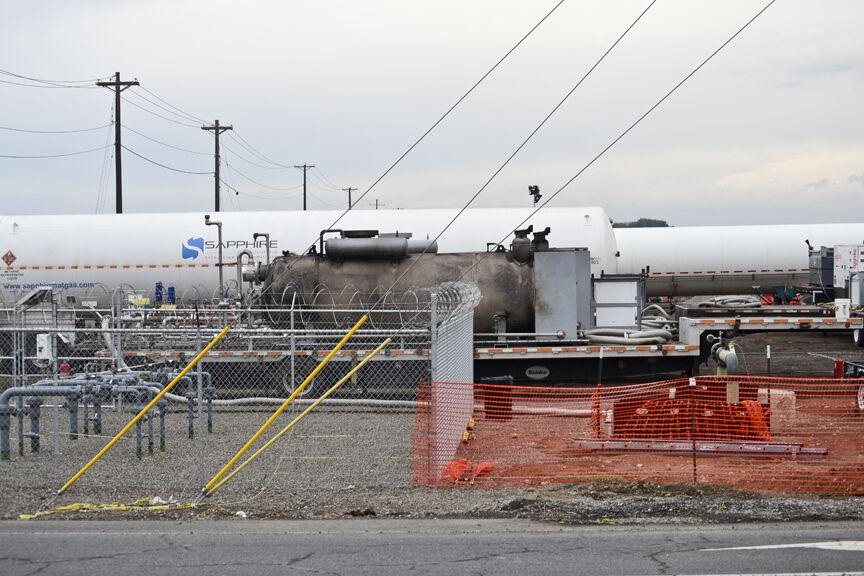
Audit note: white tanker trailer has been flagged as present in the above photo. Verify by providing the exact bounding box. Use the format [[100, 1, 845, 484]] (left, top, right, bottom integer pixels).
[[0, 207, 861, 306]]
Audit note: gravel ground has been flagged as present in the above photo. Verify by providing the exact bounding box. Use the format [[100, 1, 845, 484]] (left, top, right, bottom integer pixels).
[[710, 330, 863, 377], [0, 332, 862, 523], [1, 403, 863, 524]]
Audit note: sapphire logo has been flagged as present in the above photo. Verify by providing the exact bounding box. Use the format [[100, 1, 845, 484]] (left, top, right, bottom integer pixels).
[[182, 237, 205, 260]]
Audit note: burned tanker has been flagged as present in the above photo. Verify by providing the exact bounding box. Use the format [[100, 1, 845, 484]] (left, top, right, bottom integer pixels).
[[256, 227, 592, 337]]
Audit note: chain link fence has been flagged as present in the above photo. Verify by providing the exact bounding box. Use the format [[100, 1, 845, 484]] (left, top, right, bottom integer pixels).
[[0, 283, 480, 517], [0, 283, 480, 403]]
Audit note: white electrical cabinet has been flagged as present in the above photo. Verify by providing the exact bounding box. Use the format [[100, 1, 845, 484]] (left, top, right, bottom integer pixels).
[[851, 272, 864, 308], [834, 244, 864, 296], [593, 276, 644, 328], [35, 333, 54, 362]]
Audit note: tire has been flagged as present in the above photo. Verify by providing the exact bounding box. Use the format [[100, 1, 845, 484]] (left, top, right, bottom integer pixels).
[[858, 383, 864, 413]]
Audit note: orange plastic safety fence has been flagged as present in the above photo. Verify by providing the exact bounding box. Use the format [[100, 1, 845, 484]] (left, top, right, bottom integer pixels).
[[412, 377, 864, 494]]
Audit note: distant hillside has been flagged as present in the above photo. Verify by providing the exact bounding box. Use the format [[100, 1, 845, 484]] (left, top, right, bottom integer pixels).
[[612, 218, 669, 228]]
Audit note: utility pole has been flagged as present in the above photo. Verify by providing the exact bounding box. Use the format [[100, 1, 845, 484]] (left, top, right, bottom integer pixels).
[[202, 120, 233, 212], [342, 187, 357, 210], [96, 72, 139, 214], [374, 199, 386, 210], [293, 164, 315, 211]]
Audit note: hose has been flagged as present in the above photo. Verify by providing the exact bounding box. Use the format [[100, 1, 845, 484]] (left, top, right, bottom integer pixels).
[[640, 303, 678, 338], [585, 328, 674, 346], [587, 335, 668, 345], [698, 295, 761, 308], [642, 304, 673, 320]]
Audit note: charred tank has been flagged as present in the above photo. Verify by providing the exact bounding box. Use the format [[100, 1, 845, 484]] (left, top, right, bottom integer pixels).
[[258, 227, 559, 333]]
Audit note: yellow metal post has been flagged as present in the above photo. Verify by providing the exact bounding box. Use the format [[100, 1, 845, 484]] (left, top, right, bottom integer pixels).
[[205, 337, 390, 496], [57, 324, 231, 496], [203, 314, 368, 493]]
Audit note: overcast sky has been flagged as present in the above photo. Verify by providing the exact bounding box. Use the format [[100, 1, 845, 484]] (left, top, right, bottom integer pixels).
[[1, 0, 862, 225]]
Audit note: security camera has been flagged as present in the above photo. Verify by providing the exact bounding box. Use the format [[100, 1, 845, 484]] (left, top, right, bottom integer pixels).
[[204, 214, 210, 222]]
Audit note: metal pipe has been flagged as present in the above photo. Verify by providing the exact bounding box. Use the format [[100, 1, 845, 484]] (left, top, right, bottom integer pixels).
[[0, 386, 84, 406], [186, 384, 196, 439], [57, 324, 231, 496], [81, 387, 90, 436], [66, 393, 79, 440], [92, 393, 102, 435], [0, 406, 13, 460], [0, 326, 428, 334], [474, 332, 566, 338], [235, 249, 254, 306], [26, 397, 43, 453], [158, 399, 167, 452], [16, 397, 24, 457], [204, 215, 224, 299]]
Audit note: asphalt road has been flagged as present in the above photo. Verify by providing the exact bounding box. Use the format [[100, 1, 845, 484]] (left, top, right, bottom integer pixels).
[[1, 519, 863, 576]]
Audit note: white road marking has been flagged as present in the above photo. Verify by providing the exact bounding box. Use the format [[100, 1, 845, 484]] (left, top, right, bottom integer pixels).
[[702, 541, 864, 552]]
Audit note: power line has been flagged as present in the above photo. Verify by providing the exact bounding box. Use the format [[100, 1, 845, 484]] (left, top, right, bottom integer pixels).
[[126, 88, 294, 171], [133, 85, 206, 123], [95, 147, 114, 213], [394, 0, 779, 326], [118, 87, 287, 184], [0, 123, 112, 134], [219, 139, 293, 170], [95, 147, 113, 213], [223, 160, 303, 191], [121, 144, 211, 175], [228, 131, 292, 168], [308, 190, 342, 209], [128, 87, 206, 125], [259, 0, 566, 279], [308, 168, 341, 191], [0, 77, 98, 89], [367, 0, 659, 300], [312, 166, 342, 190], [218, 176, 301, 201], [95, 104, 115, 213], [0, 68, 108, 85], [121, 95, 201, 128], [220, 153, 242, 210], [122, 124, 210, 155], [0, 144, 111, 158]]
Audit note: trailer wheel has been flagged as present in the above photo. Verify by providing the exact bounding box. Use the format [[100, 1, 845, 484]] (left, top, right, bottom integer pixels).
[[854, 329, 864, 348], [858, 383, 864, 413]]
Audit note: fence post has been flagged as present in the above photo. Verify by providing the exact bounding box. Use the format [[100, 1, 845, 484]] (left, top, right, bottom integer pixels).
[[429, 292, 437, 383], [51, 289, 60, 455], [195, 306, 205, 492], [689, 377, 697, 483], [766, 345, 772, 411], [290, 293, 296, 393]]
